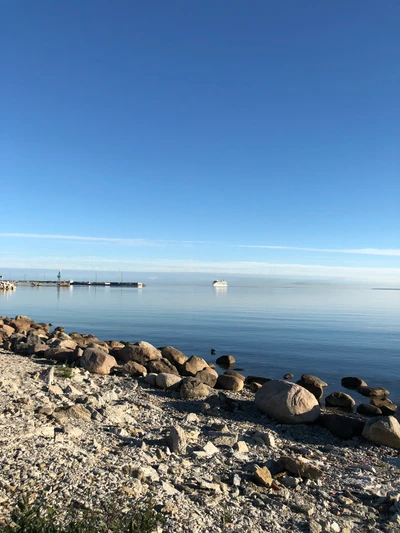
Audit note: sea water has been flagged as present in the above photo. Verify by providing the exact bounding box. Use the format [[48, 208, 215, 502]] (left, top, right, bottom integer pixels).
[[1, 282, 399, 404]]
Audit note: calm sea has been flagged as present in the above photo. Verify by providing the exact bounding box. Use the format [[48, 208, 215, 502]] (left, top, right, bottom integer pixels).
[[1, 281, 399, 405]]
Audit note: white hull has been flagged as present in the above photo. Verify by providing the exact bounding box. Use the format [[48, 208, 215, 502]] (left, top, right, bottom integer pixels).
[[213, 280, 228, 287]]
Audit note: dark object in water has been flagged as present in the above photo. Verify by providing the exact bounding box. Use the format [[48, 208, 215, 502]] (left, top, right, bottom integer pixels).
[[210, 349, 216, 355], [283, 373, 294, 380]]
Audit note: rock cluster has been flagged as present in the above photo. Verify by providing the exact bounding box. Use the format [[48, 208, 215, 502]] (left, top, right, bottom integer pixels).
[[0, 281, 16, 291], [0, 314, 400, 532]]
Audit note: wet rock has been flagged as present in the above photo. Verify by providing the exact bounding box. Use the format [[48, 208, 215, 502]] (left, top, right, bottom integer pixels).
[[319, 413, 365, 440], [216, 355, 235, 366], [297, 374, 328, 388], [80, 347, 117, 375], [362, 416, 400, 449], [357, 386, 389, 398], [325, 392, 356, 409], [255, 379, 320, 424], [370, 398, 397, 416], [217, 374, 244, 392], [357, 403, 382, 417], [341, 376, 368, 389], [284, 373, 294, 379]]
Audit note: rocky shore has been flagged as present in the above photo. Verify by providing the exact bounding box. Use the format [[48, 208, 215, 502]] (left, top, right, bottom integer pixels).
[[0, 315, 399, 532]]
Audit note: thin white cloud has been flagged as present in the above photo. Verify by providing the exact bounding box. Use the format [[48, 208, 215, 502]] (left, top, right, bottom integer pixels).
[[236, 245, 400, 257], [1, 232, 399, 257], [0, 233, 215, 246]]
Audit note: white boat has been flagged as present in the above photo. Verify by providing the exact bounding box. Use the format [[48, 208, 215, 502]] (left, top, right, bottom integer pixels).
[[212, 280, 228, 287]]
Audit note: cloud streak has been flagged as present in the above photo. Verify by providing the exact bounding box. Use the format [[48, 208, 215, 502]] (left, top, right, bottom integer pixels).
[[1, 233, 400, 257]]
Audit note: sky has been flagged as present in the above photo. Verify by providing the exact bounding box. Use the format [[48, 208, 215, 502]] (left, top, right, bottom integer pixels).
[[1, 1, 399, 283]]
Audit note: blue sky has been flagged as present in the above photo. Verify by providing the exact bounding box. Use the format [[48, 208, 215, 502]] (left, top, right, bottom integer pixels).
[[1, 1, 399, 282]]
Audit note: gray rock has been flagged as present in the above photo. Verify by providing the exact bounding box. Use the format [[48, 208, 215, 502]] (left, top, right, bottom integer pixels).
[[255, 379, 320, 424], [319, 413, 365, 440], [180, 378, 212, 400], [362, 416, 400, 449], [167, 425, 187, 454], [181, 355, 209, 376], [80, 347, 117, 375], [155, 373, 182, 390], [357, 403, 382, 417]]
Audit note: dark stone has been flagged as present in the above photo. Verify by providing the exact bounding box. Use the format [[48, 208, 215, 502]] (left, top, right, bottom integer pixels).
[[180, 378, 211, 400], [216, 355, 235, 366], [325, 392, 355, 409], [319, 413, 365, 440], [283, 373, 294, 380], [341, 376, 367, 390], [298, 381, 324, 401], [370, 398, 397, 416], [210, 349, 216, 355], [357, 404, 382, 417], [297, 374, 328, 388], [357, 386, 390, 398]]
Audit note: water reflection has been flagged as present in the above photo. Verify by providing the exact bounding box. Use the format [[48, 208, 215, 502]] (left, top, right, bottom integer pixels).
[[213, 286, 228, 298]]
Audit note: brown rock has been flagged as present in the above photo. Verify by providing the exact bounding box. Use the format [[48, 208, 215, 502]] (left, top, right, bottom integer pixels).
[[246, 376, 271, 386], [180, 378, 211, 400], [254, 467, 273, 487], [80, 347, 117, 375], [160, 346, 188, 367], [217, 374, 244, 392], [194, 367, 218, 387], [341, 376, 368, 389], [115, 341, 162, 365], [224, 371, 245, 382], [216, 355, 235, 366], [362, 416, 400, 449], [121, 361, 147, 376], [146, 358, 179, 375], [279, 456, 324, 479], [325, 392, 356, 409], [357, 386, 389, 398], [370, 399, 397, 416], [181, 355, 208, 376]]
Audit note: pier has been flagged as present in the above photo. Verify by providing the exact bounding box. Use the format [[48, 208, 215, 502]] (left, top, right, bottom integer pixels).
[[14, 280, 145, 288]]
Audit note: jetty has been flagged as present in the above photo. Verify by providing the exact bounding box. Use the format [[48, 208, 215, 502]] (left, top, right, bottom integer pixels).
[[14, 280, 145, 288], [0, 281, 16, 291]]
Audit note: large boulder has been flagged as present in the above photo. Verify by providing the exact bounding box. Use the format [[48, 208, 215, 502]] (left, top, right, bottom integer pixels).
[[155, 373, 182, 391], [181, 355, 209, 377], [160, 346, 188, 367], [0, 324, 15, 337], [45, 337, 78, 361], [80, 347, 117, 375], [362, 416, 400, 449], [10, 315, 32, 333], [297, 374, 328, 388], [216, 355, 235, 366], [217, 374, 244, 392], [255, 380, 320, 424], [194, 367, 218, 387], [357, 386, 389, 398], [341, 376, 367, 389], [357, 404, 382, 417], [370, 399, 397, 416], [120, 361, 147, 377], [146, 358, 179, 375], [115, 341, 162, 365], [325, 392, 356, 409]]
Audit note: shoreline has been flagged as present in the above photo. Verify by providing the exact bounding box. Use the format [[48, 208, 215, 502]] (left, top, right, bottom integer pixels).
[[0, 315, 400, 532]]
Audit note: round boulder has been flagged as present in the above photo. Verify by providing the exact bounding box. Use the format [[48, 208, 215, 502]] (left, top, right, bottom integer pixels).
[[357, 386, 389, 398], [80, 347, 117, 375], [217, 374, 244, 392], [297, 374, 328, 388], [255, 379, 320, 424], [370, 399, 397, 416], [115, 341, 162, 365], [160, 346, 188, 367], [216, 355, 235, 366], [325, 392, 356, 409], [121, 361, 147, 377], [194, 367, 218, 387], [341, 376, 367, 390], [181, 355, 209, 377], [362, 416, 400, 449]]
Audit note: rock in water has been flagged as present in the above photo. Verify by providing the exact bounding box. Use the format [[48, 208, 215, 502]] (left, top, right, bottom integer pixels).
[[362, 416, 400, 449], [357, 403, 382, 417], [80, 347, 117, 375], [216, 355, 235, 366], [255, 380, 320, 424], [357, 386, 389, 398], [325, 392, 356, 409], [341, 376, 367, 389]]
